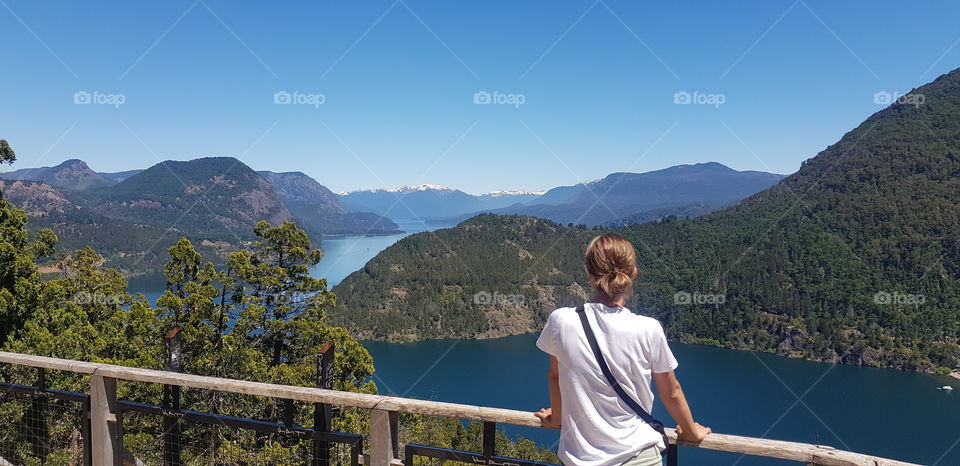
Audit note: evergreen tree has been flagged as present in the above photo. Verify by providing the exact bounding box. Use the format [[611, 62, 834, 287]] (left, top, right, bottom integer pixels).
[[0, 139, 15, 164], [0, 139, 57, 341]]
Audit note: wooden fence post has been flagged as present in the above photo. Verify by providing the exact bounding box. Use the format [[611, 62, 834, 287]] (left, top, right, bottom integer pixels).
[[163, 328, 183, 466], [313, 341, 335, 466], [90, 374, 121, 465], [370, 409, 398, 465]]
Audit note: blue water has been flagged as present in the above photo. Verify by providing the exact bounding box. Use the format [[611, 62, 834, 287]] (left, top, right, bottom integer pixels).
[[311, 219, 444, 286], [126, 220, 960, 464], [364, 334, 960, 465], [130, 218, 449, 304]]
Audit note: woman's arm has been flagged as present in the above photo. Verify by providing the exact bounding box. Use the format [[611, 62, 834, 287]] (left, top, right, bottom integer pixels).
[[535, 356, 562, 428], [652, 370, 710, 442]]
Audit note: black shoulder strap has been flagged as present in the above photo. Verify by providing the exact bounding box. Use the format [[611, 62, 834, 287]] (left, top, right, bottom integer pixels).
[[576, 304, 667, 438]]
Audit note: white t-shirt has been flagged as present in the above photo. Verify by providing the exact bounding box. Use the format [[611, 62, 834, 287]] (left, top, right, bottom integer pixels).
[[536, 303, 678, 466]]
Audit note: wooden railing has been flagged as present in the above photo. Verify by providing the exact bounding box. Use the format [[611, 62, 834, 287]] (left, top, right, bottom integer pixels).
[[0, 351, 917, 466]]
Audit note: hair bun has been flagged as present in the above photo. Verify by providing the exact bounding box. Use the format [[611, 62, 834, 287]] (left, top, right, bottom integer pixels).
[[584, 233, 638, 303]]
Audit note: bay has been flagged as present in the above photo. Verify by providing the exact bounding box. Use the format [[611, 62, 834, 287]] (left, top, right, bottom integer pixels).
[[310, 219, 445, 286]]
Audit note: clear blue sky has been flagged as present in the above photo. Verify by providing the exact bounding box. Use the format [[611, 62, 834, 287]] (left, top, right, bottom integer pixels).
[[2, 0, 959, 194]]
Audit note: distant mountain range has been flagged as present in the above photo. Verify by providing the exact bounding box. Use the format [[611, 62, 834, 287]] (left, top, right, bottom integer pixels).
[[329, 67, 960, 373], [338, 185, 542, 221], [498, 163, 785, 226], [338, 164, 783, 226]]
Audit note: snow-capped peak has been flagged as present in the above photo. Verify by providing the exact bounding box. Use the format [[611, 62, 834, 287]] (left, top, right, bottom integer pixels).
[[480, 189, 545, 198], [577, 177, 603, 186], [390, 184, 454, 193], [341, 184, 455, 195]]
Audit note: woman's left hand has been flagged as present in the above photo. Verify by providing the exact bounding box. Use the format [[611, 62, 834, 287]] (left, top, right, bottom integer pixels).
[[535, 408, 561, 428]]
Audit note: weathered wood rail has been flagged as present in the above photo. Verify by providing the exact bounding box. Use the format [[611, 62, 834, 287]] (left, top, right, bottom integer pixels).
[[0, 351, 917, 466]]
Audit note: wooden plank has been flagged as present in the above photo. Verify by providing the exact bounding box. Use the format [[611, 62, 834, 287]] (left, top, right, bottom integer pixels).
[[0, 352, 100, 374], [95, 364, 389, 408], [0, 352, 918, 466], [668, 430, 917, 466]]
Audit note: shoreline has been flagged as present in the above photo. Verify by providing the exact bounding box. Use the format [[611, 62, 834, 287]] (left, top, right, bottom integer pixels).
[[353, 329, 956, 377], [319, 229, 405, 239]]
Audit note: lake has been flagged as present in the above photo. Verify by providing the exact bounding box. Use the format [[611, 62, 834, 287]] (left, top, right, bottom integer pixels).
[[364, 335, 959, 465], [129, 219, 957, 465]]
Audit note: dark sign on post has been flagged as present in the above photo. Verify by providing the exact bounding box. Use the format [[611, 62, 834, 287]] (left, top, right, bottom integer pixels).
[[163, 327, 182, 372]]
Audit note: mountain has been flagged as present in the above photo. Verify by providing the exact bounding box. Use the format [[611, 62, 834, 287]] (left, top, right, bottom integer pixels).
[[330, 68, 960, 372], [95, 157, 293, 240], [258, 171, 347, 214], [0, 159, 113, 190], [338, 185, 541, 221], [6, 157, 299, 274], [485, 163, 785, 226], [98, 169, 143, 184], [258, 171, 399, 235]]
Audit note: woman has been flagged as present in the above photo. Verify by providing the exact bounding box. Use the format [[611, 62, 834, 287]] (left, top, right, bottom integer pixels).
[[535, 233, 710, 465]]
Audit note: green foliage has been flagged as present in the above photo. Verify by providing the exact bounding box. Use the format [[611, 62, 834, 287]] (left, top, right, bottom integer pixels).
[[0, 139, 15, 164], [0, 182, 58, 341]]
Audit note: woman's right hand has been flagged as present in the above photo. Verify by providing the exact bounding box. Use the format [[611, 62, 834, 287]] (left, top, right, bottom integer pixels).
[[535, 407, 561, 429], [676, 422, 711, 443]]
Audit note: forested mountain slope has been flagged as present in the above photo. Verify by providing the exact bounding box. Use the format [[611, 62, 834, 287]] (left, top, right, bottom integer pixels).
[[2, 157, 296, 274], [98, 157, 294, 239], [331, 68, 960, 372]]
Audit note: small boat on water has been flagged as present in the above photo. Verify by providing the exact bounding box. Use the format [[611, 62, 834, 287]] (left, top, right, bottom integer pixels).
[[938, 385, 954, 391]]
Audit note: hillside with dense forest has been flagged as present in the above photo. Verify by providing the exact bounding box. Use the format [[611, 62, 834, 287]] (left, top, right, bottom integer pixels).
[[331, 68, 960, 373]]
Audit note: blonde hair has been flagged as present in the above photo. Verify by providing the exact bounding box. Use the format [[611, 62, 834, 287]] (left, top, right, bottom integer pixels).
[[584, 233, 638, 303]]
